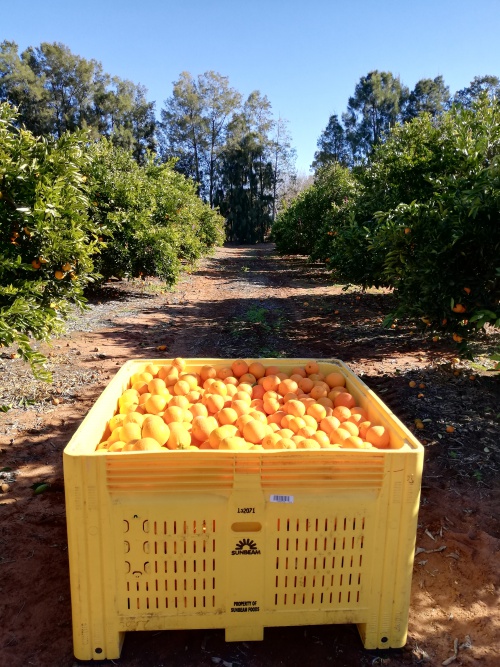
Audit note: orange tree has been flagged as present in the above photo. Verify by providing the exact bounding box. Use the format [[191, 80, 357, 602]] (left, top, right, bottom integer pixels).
[[0, 102, 100, 378], [368, 95, 500, 346], [84, 139, 225, 284]]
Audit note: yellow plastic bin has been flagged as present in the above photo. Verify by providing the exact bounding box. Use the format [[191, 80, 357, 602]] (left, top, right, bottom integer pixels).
[[63, 358, 424, 660]]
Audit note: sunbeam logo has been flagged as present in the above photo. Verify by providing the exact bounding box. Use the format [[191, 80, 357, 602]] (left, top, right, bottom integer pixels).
[[232, 538, 261, 555]]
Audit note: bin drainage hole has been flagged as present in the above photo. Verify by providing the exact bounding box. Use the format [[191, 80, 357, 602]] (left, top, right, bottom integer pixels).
[[95, 647, 103, 654], [381, 637, 388, 644]]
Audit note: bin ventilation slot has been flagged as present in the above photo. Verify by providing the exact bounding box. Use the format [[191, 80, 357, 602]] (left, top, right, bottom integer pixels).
[[271, 513, 366, 610], [122, 514, 219, 615]]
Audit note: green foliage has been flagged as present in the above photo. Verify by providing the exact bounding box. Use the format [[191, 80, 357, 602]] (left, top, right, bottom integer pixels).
[[372, 94, 500, 338], [272, 163, 358, 260], [277, 93, 500, 347], [85, 139, 225, 284], [0, 102, 99, 377]]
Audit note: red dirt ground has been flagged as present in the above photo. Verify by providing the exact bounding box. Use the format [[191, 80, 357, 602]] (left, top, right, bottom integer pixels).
[[0, 244, 499, 667]]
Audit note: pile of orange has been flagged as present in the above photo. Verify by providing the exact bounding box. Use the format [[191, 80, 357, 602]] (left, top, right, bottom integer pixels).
[[96, 358, 394, 453]]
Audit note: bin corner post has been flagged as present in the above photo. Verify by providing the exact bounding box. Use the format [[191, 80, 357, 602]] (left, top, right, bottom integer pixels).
[[64, 451, 124, 660], [357, 450, 422, 649]]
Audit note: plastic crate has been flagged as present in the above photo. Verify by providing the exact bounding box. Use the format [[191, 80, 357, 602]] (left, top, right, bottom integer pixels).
[[63, 358, 424, 660]]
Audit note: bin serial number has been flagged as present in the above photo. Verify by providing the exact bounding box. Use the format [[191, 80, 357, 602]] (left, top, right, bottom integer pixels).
[[237, 507, 255, 514]]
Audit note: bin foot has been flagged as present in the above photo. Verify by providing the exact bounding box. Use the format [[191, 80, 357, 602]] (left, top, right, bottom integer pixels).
[[225, 626, 264, 642]]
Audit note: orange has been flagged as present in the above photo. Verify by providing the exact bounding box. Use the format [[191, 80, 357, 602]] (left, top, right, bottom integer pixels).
[[180, 373, 199, 390], [305, 360, 319, 375], [231, 399, 251, 417], [365, 425, 390, 449], [200, 365, 217, 382], [138, 392, 151, 406], [317, 397, 334, 409], [267, 410, 286, 425], [310, 384, 328, 400], [163, 406, 185, 423], [108, 413, 126, 432], [298, 438, 321, 450], [332, 405, 351, 422], [173, 379, 191, 396], [351, 407, 368, 420], [243, 420, 269, 444], [157, 364, 175, 381], [346, 413, 364, 427], [123, 412, 146, 427], [187, 390, 202, 403], [168, 395, 190, 410], [252, 385, 265, 400], [319, 416, 341, 435], [262, 432, 282, 449], [148, 378, 167, 395], [208, 380, 228, 397], [172, 357, 186, 372], [231, 359, 249, 378], [291, 366, 307, 378], [217, 407, 239, 425], [248, 361, 266, 379], [131, 381, 150, 395], [166, 422, 191, 449], [277, 428, 294, 439], [268, 422, 280, 432], [224, 384, 238, 398], [237, 382, 254, 396], [325, 372, 346, 388], [249, 410, 268, 424], [191, 415, 218, 441], [263, 397, 281, 414], [278, 378, 298, 395], [219, 436, 252, 451], [302, 414, 318, 430], [131, 371, 153, 385], [142, 417, 170, 446], [209, 425, 239, 448], [358, 421, 372, 439], [333, 392, 356, 409], [297, 426, 316, 439], [277, 437, 296, 450], [216, 366, 233, 380], [236, 414, 254, 432], [312, 430, 331, 448], [340, 421, 359, 437], [133, 437, 164, 451], [329, 427, 351, 445], [249, 399, 265, 412], [288, 416, 306, 434], [144, 363, 160, 377], [163, 370, 180, 387], [205, 393, 225, 414], [298, 377, 314, 393], [282, 392, 298, 404], [342, 436, 365, 449], [265, 365, 280, 376], [118, 422, 143, 443], [108, 440, 126, 452], [144, 394, 169, 415], [284, 399, 306, 418], [262, 375, 280, 392], [239, 373, 257, 385], [223, 375, 239, 386]]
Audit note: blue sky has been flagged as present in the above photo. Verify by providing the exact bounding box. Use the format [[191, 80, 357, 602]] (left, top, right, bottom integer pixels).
[[1, 0, 499, 172]]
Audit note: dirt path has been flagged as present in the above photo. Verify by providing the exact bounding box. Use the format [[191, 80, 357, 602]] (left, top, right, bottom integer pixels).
[[1, 244, 499, 666]]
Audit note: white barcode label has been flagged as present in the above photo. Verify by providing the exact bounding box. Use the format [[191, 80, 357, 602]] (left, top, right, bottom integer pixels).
[[270, 494, 294, 504]]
